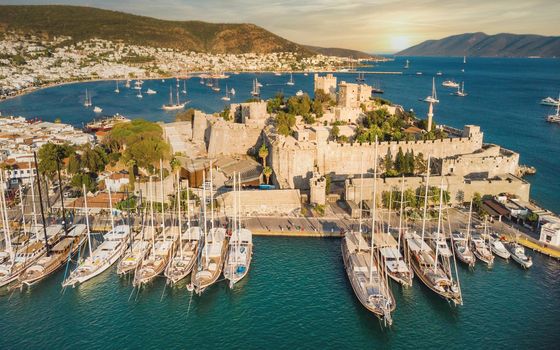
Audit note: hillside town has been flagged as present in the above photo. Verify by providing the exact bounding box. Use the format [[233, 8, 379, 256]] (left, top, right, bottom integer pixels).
[[0, 32, 355, 99]]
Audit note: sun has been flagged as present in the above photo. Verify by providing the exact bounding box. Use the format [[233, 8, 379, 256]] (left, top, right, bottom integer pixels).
[[390, 36, 411, 52]]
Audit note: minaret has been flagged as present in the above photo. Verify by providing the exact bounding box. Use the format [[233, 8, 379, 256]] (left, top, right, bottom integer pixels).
[[426, 101, 434, 131]]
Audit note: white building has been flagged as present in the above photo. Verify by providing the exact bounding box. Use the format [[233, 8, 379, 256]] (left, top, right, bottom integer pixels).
[[539, 222, 560, 247]]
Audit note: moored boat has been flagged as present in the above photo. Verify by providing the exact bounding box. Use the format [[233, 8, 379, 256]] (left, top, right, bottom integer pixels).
[[490, 237, 511, 260], [508, 242, 533, 269]]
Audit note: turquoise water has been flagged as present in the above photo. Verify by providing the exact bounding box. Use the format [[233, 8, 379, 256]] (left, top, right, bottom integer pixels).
[[1, 237, 559, 349], [1, 57, 560, 348]]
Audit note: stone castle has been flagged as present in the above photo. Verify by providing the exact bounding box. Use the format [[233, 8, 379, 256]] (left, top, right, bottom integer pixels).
[[163, 73, 529, 207]]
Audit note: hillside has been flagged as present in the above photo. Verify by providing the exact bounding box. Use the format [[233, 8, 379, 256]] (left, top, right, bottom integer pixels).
[[303, 45, 377, 59], [0, 5, 370, 58], [0, 5, 312, 55], [396, 32, 560, 58]]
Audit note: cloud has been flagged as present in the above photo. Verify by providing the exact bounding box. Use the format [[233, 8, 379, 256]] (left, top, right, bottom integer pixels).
[[3, 0, 560, 52]]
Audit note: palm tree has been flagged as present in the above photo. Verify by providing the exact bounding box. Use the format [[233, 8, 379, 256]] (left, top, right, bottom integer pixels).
[[258, 143, 269, 167], [126, 159, 136, 191], [263, 166, 272, 185]]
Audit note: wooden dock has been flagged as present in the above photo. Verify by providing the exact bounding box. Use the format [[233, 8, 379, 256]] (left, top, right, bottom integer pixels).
[[514, 236, 560, 260]]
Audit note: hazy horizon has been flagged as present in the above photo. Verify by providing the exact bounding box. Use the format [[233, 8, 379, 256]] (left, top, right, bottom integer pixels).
[[1, 0, 560, 53]]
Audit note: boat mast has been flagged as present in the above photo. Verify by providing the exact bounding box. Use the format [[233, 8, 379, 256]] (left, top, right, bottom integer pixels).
[[33, 151, 50, 256], [420, 156, 432, 244], [358, 152, 364, 234], [160, 159, 165, 235], [397, 175, 405, 258], [434, 175, 445, 273], [19, 182, 26, 234], [466, 199, 473, 245], [210, 161, 214, 239], [55, 158, 68, 235], [0, 172, 13, 260], [169, 87, 173, 106], [177, 171, 183, 258], [386, 189, 392, 235], [82, 184, 92, 257], [149, 176, 155, 259], [108, 185, 115, 232], [202, 172, 208, 268], [186, 180, 190, 229], [28, 161, 38, 228], [369, 136, 379, 283], [176, 87, 180, 105]]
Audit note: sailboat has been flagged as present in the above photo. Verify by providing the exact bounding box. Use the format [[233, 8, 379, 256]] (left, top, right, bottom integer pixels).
[[221, 84, 231, 101], [114, 81, 120, 93], [453, 82, 467, 97], [404, 157, 462, 305], [136, 89, 143, 99], [162, 86, 186, 110], [342, 137, 395, 325], [192, 168, 228, 295], [212, 79, 221, 92], [463, 55, 467, 64], [546, 94, 560, 123], [224, 173, 253, 288], [83, 89, 92, 107], [471, 218, 494, 266], [251, 78, 260, 97], [451, 200, 476, 267], [62, 187, 129, 287], [230, 87, 236, 96], [117, 207, 152, 275], [0, 172, 54, 287], [134, 165, 178, 287], [125, 80, 131, 88], [355, 72, 365, 83], [423, 78, 439, 103], [165, 176, 201, 285], [404, 59, 409, 69], [380, 177, 413, 287], [286, 72, 295, 86], [181, 80, 187, 94]]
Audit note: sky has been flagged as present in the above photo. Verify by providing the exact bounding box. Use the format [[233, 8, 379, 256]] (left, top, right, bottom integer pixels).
[[2, 0, 560, 53]]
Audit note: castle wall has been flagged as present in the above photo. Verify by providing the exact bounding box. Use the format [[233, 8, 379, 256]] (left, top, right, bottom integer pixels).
[[441, 146, 519, 178], [207, 121, 262, 156], [345, 174, 530, 205]]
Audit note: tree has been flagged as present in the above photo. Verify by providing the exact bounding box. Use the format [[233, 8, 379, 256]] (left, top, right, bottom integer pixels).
[[330, 125, 340, 141], [325, 174, 331, 194], [383, 148, 394, 175], [263, 166, 273, 184], [37, 142, 73, 179], [219, 106, 231, 121], [472, 192, 483, 213], [312, 99, 323, 118], [258, 143, 269, 167], [414, 152, 427, 174], [127, 159, 136, 191], [66, 153, 81, 175], [404, 150, 415, 175], [395, 147, 405, 174]]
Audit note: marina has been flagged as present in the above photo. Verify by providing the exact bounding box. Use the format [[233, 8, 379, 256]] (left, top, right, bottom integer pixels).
[[0, 56, 559, 347]]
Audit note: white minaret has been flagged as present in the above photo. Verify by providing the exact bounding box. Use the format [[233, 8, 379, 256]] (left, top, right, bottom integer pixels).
[[426, 101, 434, 131]]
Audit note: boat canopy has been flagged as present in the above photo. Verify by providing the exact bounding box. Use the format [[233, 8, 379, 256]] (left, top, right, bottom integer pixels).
[[183, 226, 202, 241], [68, 224, 87, 237], [380, 247, 402, 259], [230, 228, 253, 244], [104, 225, 129, 241]]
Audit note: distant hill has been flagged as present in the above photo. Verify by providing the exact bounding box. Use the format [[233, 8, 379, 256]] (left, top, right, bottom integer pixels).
[[396, 32, 560, 58], [0, 5, 370, 58], [303, 45, 377, 59]]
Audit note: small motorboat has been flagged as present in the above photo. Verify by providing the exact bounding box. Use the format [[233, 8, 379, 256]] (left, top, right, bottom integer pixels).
[[508, 243, 533, 269], [490, 238, 511, 260]]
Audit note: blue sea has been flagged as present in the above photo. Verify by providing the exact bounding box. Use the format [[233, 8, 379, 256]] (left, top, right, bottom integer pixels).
[[1, 57, 559, 349]]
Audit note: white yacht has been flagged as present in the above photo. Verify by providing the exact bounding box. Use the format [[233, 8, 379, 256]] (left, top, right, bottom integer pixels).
[[146, 88, 157, 95], [286, 72, 295, 86], [490, 237, 511, 260], [546, 95, 560, 123], [453, 82, 468, 97], [93, 106, 103, 113], [442, 80, 459, 88], [540, 97, 560, 106], [62, 225, 129, 287], [471, 233, 494, 266], [508, 243, 533, 269], [423, 77, 439, 103], [162, 86, 186, 110]]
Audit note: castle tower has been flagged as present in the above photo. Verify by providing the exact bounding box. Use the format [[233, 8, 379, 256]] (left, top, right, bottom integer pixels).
[[309, 171, 327, 206], [426, 101, 434, 131]]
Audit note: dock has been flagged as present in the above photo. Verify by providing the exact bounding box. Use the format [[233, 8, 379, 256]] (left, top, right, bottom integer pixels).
[[513, 236, 560, 260]]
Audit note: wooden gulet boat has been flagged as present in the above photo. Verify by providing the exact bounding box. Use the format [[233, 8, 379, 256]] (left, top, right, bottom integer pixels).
[[451, 200, 476, 268], [165, 175, 201, 285], [192, 169, 227, 295], [224, 173, 253, 288], [341, 137, 395, 325], [117, 208, 152, 276], [404, 157, 462, 305]]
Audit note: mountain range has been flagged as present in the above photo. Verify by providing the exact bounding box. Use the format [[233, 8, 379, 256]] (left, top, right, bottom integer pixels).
[[396, 32, 560, 58], [0, 5, 376, 59]]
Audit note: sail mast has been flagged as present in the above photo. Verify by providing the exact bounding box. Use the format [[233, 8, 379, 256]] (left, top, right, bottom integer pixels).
[[202, 172, 208, 268], [434, 175, 445, 273], [369, 136, 379, 283], [160, 159, 165, 234], [0, 172, 13, 259], [149, 176, 155, 259], [108, 185, 115, 232], [397, 175, 405, 255], [420, 155, 432, 244], [28, 161, 38, 228], [358, 152, 364, 234], [33, 152, 50, 256], [177, 171, 183, 258], [386, 189, 392, 235], [82, 184, 92, 257]]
